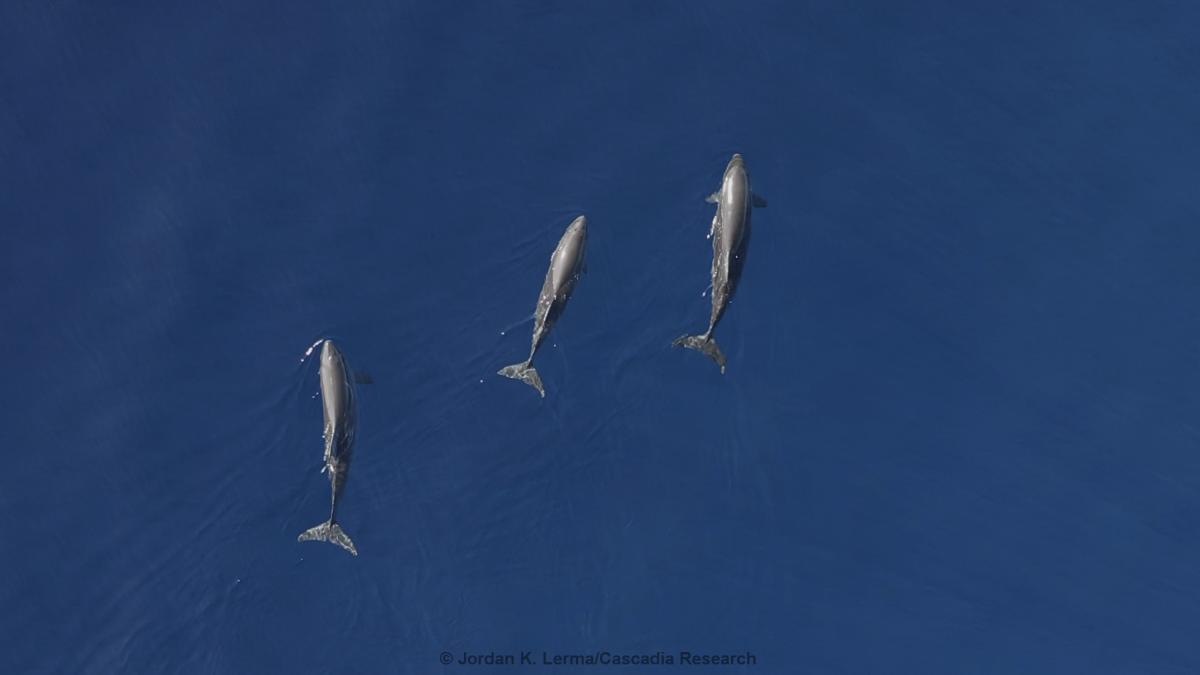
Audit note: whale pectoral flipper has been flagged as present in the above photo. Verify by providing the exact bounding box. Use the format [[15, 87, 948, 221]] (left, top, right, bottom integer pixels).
[[752, 192, 768, 208], [672, 334, 727, 374], [706, 192, 720, 204], [498, 361, 544, 397], [298, 520, 358, 556]]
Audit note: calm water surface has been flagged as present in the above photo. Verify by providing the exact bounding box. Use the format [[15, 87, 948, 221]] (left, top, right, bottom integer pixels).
[[3, 2, 1200, 673]]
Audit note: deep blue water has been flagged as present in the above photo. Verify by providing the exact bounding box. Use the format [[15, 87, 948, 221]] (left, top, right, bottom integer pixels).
[[4, 1, 1200, 673]]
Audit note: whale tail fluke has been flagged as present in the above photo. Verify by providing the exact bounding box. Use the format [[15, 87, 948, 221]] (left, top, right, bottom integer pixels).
[[673, 334, 727, 374], [498, 361, 545, 397], [298, 519, 357, 556]]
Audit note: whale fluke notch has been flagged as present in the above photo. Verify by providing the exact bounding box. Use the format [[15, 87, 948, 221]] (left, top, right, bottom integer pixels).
[[298, 519, 357, 556], [498, 361, 544, 397], [672, 334, 727, 374]]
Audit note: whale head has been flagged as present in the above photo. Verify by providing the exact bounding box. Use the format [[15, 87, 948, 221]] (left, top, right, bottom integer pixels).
[[321, 339, 341, 364]]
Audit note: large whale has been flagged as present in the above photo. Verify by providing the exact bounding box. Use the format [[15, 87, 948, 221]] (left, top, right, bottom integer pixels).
[[298, 339, 360, 555], [673, 154, 765, 373], [498, 215, 588, 397]]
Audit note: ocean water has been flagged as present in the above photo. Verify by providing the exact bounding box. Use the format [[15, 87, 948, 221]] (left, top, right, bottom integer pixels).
[[4, 1, 1200, 673]]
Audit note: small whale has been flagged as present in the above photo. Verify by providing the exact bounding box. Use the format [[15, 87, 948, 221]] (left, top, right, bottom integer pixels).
[[674, 154, 766, 373], [498, 215, 588, 397], [298, 339, 363, 556]]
